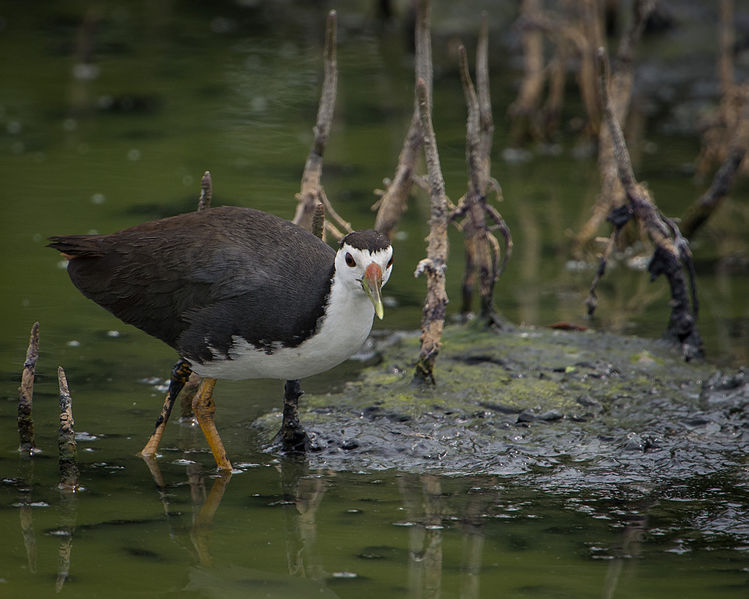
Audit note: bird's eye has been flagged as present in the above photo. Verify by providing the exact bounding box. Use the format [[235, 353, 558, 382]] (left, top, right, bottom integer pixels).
[[345, 252, 356, 267], [387, 255, 394, 268]]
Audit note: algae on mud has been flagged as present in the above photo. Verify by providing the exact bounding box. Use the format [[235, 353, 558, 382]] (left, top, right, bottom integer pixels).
[[256, 323, 748, 487]]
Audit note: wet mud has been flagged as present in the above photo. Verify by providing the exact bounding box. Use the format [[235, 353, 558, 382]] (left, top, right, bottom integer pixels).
[[256, 323, 748, 492]]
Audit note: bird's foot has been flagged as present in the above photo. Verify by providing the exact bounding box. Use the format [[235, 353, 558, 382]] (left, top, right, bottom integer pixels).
[[271, 422, 311, 454]]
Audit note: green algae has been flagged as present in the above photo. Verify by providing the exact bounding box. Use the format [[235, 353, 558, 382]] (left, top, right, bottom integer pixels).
[[300, 324, 712, 417], [255, 323, 745, 481]]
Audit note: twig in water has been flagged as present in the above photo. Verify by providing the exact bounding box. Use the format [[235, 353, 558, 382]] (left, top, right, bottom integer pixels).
[[18, 322, 40, 455], [197, 171, 212, 211], [57, 366, 79, 491]]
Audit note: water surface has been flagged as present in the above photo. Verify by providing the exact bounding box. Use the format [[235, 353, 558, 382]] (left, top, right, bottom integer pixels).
[[1, 2, 747, 597]]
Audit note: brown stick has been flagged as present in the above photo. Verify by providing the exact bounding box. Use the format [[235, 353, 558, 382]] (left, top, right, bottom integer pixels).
[[574, 0, 654, 253], [414, 0, 433, 105], [311, 201, 325, 240], [596, 47, 703, 360], [718, 0, 735, 94], [293, 10, 338, 233], [695, 0, 747, 180], [56, 368, 79, 592], [458, 44, 494, 319], [578, 0, 604, 136], [690, 0, 747, 211], [453, 20, 508, 322], [57, 366, 79, 491], [476, 12, 494, 176], [319, 187, 352, 239], [197, 171, 212, 211], [509, 0, 545, 143], [373, 111, 421, 236], [414, 77, 449, 385], [18, 322, 39, 454], [585, 227, 620, 316], [682, 142, 747, 238], [542, 32, 570, 137], [374, 0, 431, 237]]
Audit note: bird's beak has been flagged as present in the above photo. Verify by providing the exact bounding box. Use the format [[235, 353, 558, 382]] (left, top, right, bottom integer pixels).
[[362, 262, 384, 320]]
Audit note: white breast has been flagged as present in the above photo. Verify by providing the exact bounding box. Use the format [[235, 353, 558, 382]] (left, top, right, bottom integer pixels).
[[190, 276, 375, 381]]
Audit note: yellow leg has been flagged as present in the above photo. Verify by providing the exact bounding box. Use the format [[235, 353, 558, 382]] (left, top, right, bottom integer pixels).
[[192, 377, 233, 472], [139, 393, 170, 457]]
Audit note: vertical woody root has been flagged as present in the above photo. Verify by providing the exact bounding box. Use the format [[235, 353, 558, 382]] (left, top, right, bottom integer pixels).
[[683, 0, 748, 237], [293, 9, 351, 240], [591, 47, 703, 360], [574, 0, 654, 253], [374, 0, 430, 237], [452, 15, 511, 323], [58, 366, 79, 491], [18, 321, 40, 454], [414, 77, 449, 385], [56, 368, 78, 593]]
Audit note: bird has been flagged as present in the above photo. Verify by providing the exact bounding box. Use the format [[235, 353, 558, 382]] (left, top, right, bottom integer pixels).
[[48, 205, 393, 471]]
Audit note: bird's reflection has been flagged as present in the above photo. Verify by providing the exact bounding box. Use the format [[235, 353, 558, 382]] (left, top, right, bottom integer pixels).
[[157, 454, 340, 598], [140, 453, 232, 567], [189, 469, 233, 567], [15, 445, 659, 598]]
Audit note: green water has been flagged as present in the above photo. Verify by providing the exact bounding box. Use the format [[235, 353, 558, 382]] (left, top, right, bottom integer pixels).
[[1, 2, 747, 597]]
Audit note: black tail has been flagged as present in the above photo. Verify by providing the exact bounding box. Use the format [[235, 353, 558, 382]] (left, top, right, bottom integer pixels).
[[47, 235, 105, 257]]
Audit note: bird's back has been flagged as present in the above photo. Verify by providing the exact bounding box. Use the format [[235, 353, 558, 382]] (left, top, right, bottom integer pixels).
[[49, 206, 336, 363]]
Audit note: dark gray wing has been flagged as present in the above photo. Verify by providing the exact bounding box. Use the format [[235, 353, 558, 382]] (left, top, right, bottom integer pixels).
[[49, 206, 336, 361]]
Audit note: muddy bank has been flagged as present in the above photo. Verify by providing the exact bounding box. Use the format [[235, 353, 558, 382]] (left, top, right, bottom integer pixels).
[[256, 323, 748, 489]]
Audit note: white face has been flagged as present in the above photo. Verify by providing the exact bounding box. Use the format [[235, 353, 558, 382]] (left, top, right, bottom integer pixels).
[[334, 242, 393, 292]]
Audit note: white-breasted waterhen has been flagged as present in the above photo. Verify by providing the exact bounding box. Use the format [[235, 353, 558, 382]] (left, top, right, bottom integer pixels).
[[48, 206, 393, 471]]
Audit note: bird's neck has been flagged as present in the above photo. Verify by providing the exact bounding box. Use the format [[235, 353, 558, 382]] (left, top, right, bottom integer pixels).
[[319, 271, 375, 345], [327, 272, 374, 319]]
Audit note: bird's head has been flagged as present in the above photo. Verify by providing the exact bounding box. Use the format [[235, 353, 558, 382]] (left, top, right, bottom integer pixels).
[[335, 230, 393, 319]]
